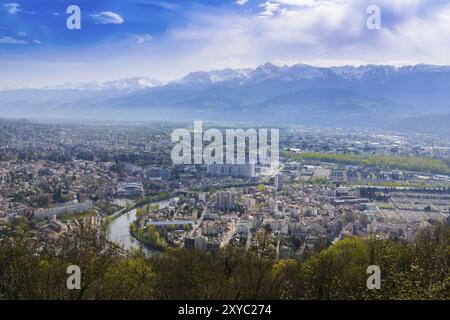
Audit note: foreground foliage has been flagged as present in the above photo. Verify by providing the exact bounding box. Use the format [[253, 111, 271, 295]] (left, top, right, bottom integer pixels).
[[0, 222, 448, 300]]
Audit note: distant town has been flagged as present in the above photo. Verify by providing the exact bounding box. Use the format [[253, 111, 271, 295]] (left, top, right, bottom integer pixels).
[[0, 118, 448, 259]]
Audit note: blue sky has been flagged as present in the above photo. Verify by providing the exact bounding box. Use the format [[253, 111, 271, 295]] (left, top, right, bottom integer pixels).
[[1, 0, 450, 88]]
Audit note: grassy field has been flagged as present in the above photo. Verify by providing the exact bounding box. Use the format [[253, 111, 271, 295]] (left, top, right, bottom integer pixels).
[[283, 151, 450, 174], [376, 202, 393, 209], [58, 209, 97, 222]]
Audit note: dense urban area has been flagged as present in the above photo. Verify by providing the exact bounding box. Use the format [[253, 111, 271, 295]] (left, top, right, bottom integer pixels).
[[0, 118, 448, 300]]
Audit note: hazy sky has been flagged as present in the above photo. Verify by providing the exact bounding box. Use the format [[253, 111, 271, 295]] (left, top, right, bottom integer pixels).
[[1, 0, 450, 88]]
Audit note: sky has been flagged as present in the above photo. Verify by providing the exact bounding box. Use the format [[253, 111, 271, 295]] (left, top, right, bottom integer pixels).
[[1, 0, 450, 88]]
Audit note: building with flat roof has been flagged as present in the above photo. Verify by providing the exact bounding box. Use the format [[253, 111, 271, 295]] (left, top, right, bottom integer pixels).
[[146, 168, 172, 180], [207, 164, 255, 178], [116, 182, 144, 197], [216, 191, 236, 211], [33, 201, 93, 220], [275, 174, 284, 191]]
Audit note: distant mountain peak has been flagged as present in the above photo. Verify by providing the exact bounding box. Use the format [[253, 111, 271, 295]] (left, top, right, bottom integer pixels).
[[44, 77, 164, 91], [5, 62, 450, 92], [173, 68, 252, 86], [101, 77, 164, 90], [1, 62, 450, 129]]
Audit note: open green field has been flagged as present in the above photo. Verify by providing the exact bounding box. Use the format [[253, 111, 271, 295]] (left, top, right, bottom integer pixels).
[[283, 151, 450, 174]]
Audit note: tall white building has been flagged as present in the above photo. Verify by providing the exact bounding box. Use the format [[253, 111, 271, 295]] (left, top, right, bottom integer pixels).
[[275, 174, 284, 191], [207, 164, 255, 178], [216, 192, 236, 210]]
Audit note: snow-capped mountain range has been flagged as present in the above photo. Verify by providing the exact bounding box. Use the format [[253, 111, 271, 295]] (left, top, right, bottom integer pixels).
[[17, 63, 450, 91], [44, 77, 164, 91], [1, 63, 450, 132], [171, 63, 450, 86]]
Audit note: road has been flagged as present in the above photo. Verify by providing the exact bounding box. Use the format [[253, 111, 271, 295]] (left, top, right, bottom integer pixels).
[[220, 220, 236, 248]]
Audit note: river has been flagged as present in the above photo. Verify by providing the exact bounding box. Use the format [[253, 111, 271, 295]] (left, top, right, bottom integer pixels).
[[107, 197, 179, 255]]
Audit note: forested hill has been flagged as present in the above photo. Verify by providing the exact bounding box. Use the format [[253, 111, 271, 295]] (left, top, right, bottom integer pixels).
[[0, 221, 448, 300]]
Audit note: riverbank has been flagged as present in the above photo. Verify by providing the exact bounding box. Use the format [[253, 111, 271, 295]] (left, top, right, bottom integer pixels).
[[108, 206, 131, 221], [129, 229, 166, 253], [110, 191, 183, 221], [107, 197, 179, 253]]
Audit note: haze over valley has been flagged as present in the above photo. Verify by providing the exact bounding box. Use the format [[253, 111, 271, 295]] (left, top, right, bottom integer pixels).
[[1, 63, 449, 133]]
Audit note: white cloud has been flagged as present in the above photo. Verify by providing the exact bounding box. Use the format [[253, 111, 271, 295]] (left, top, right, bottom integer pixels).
[[32, 40, 42, 45], [236, 0, 248, 5], [17, 31, 27, 37], [2, 2, 36, 14], [91, 11, 125, 25], [131, 33, 153, 43], [2, 0, 450, 87], [0, 36, 27, 45], [275, 0, 320, 7], [146, 1, 182, 10], [258, 1, 282, 17], [3, 3, 21, 14], [160, 0, 450, 74]]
